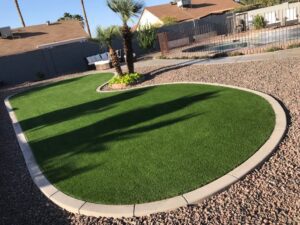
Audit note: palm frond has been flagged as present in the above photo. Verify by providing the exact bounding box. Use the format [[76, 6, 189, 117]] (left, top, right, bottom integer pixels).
[[107, 0, 144, 23], [96, 26, 120, 47]]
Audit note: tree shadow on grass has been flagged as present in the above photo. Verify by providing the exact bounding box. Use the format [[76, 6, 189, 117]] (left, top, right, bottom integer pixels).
[[19, 87, 153, 132], [29, 91, 219, 168], [37, 114, 198, 184], [44, 162, 104, 184]]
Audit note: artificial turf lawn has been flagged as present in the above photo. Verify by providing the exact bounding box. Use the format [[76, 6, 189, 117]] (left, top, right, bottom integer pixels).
[[10, 73, 275, 204]]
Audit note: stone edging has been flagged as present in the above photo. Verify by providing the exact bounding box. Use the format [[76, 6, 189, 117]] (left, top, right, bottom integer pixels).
[[5, 82, 287, 218]]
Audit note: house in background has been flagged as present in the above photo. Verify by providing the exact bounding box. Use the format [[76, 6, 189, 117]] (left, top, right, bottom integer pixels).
[[0, 20, 100, 85], [137, 0, 240, 51], [138, 0, 240, 28]]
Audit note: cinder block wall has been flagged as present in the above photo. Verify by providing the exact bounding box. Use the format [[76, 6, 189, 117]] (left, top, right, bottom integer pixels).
[[0, 40, 100, 85]]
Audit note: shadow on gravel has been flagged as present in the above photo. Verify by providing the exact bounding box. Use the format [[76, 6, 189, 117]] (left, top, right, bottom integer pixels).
[[144, 59, 206, 81], [0, 93, 71, 225]]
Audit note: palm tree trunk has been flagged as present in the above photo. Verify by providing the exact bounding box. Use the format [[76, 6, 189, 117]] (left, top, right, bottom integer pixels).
[[121, 24, 134, 74], [14, 0, 26, 27], [109, 46, 123, 76], [80, 0, 92, 38]]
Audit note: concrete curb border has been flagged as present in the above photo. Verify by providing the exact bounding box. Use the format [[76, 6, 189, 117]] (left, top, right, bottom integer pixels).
[[5, 81, 287, 218]]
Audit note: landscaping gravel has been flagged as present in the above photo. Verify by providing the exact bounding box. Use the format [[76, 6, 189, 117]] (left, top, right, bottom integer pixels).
[[0, 57, 299, 225]]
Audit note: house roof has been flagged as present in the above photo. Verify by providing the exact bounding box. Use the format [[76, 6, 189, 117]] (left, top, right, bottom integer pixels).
[[145, 0, 240, 23], [0, 20, 89, 57]]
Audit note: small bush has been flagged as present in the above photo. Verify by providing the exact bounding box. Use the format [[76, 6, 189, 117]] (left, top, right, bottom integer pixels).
[[287, 43, 300, 49], [265, 46, 283, 52], [191, 55, 208, 59], [253, 15, 266, 30], [157, 55, 167, 59], [173, 56, 189, 59], [210, 52, 229, 58], [228, 51, 244, 56], [109, 73, 143, 86]]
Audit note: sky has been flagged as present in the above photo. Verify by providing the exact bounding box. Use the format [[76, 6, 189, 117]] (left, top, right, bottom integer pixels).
[[0, 0, 170, 37]]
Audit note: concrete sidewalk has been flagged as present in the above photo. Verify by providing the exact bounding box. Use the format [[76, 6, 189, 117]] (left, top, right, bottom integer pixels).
[[134, 48, 300, 68]]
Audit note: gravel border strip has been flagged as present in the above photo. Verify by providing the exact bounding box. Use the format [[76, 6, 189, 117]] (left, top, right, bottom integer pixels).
[[4, 82, 287, 218]]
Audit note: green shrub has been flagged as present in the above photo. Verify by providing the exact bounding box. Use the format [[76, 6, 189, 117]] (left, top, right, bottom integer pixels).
[[210, 52, 229, 58], [258, 0, 280, 7], [240, 0, 280, 7], [191, 55, 208, 59], [253, 15, 266, 29], [109, 73, 143, 86], [173, 56, 189, 59], [287, 43, 300, 49], [265, 46, 283, 52], [157, 55, 167, 59], [228, 51, 244, 56], [137, 24, 157, 50]]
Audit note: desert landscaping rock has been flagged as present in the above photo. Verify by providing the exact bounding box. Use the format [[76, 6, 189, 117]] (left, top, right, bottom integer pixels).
[[0, 56, 299, 224]]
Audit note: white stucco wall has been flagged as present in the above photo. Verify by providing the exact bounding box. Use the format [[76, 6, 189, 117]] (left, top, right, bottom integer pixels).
[[138, 9, 163, 28]]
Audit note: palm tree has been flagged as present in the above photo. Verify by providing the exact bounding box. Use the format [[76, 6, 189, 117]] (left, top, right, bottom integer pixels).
[[14, 0, 26, 27], [81, 0, 92, 37], [97, 26, 123, 76], [107, 0, 144, 74]]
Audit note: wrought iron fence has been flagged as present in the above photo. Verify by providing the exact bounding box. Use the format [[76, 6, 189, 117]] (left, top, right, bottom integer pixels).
[[157, 7, 300, 58]]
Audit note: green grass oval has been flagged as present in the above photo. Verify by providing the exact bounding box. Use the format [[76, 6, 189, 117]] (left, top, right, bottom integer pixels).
[[11, 73, 275, 204]]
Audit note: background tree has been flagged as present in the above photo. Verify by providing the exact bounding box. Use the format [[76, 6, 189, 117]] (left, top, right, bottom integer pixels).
[[240, 0, 258, 5], [161, 16, 177, 26], [81, 0, 92, 38], [14, 0, 26, 27], [96, 26, 123, 76], [58, 13, 84, 22], [107, 0, 144, 74], [241, 0, 281, 7]]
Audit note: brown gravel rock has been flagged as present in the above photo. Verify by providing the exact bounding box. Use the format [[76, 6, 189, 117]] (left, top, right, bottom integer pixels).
[[0, 57, 299, 225], [0, 90, 70, 225]]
